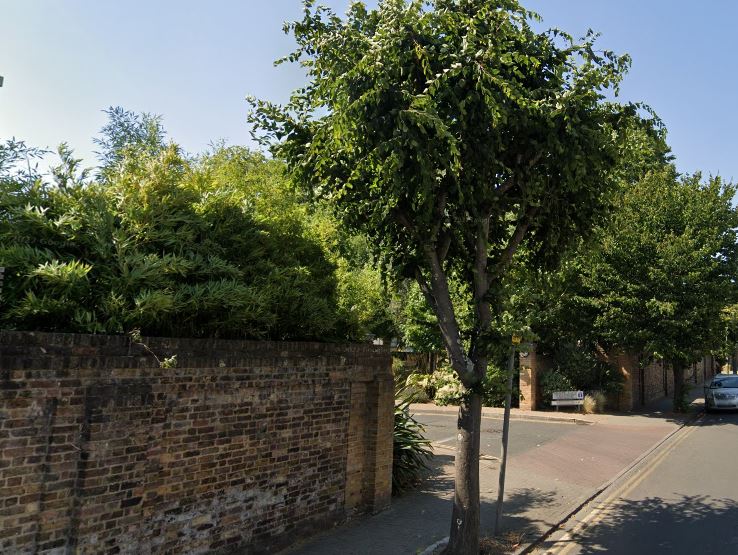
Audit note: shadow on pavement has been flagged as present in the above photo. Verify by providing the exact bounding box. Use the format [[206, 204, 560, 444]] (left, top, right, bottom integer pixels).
[[482, 487, 561, 550], [559, 494, 738, 554], [288, 453, 562, 555]]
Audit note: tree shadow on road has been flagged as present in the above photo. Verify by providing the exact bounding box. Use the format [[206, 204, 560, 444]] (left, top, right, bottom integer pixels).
[[553, 494, 738, 554], [699, 410, 738, 427], [476, 487, 561, 553]]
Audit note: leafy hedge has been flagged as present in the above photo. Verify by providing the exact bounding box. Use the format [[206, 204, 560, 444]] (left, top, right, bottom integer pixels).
[[0, 141, 387, 341]]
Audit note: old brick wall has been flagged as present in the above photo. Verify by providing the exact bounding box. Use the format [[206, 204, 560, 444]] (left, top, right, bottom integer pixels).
[[520, 347, 721, 412], [640, 359, 669, 406], [518, 347, 550, 411], [623, 355, 718, 410], [0, 331, 392, 555]]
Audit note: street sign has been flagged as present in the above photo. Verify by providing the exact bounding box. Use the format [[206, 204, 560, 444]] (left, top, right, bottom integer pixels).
[[551, 390, 585, 408]]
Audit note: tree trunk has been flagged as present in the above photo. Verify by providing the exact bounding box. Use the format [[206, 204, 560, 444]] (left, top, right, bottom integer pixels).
[[446, 390, 482, 555], [672, 361, 687, 412]]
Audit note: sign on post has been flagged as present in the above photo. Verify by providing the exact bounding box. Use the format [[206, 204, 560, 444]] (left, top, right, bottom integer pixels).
[[551, 390, 584, 410]]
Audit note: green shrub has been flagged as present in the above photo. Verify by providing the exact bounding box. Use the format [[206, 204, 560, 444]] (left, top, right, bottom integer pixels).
[[406, 362, 518, 407], [481, 363, 520, 407], [0, 139, 389, 341], [406, 366, 464, 406], [393, 390, 433, 494]]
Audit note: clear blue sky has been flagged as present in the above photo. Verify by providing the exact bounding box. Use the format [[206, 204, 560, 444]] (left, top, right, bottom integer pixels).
[[1, 1, 736, 181]]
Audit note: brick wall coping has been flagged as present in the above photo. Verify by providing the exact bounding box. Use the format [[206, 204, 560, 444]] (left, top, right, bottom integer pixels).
[[0, 330, 390, 372]]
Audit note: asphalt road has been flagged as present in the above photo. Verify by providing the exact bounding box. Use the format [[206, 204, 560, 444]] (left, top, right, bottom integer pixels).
[[412, 409, 683, 543], [542, 409, 738, 555], [413, 412, 579, 458]]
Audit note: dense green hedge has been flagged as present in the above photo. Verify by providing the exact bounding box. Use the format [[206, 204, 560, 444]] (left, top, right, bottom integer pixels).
[[0, 142, 388, 341]]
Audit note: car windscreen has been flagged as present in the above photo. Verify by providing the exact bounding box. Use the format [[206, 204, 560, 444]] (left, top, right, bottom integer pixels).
[[711, 377, 738, 388]]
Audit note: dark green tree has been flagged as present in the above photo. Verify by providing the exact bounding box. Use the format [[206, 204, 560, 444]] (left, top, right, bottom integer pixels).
[[577, 169, 738, 411], [524, 114, 673, 390], [250, 1, 635, 551]]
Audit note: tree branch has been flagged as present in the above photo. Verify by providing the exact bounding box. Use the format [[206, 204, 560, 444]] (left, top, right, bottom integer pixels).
[[494, 153, 544, 198], [437, 228, 452, 262], [494, 176, 515, 197], [418, 247, 477, 386], [392, 207, 421, 242], [488, 205, 539, 281], [470, 216, 492, 376], [527, 151, 543, 169], [430, 191, 447, 240], [415, 268, 439, 315]]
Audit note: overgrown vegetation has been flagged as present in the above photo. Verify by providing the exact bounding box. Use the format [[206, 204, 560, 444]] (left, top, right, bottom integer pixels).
[[0, 115, 391, 341], [406, 361, 518, 408]]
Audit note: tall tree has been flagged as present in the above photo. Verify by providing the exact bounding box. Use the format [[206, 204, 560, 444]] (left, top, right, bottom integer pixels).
[[577, 169, 738, 410], [250, 1, 636, 551]]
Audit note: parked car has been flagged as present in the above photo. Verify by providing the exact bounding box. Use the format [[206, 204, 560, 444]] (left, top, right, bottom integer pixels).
[[704, 375, 738, 412]]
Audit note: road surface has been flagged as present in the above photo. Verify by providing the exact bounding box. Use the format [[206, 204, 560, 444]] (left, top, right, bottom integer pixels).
[[290, 407, 684, 555], [540, 409, 738, 554]]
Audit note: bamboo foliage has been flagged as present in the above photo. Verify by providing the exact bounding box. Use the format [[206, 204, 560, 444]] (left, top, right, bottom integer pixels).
[[0, 140, 384, 341]]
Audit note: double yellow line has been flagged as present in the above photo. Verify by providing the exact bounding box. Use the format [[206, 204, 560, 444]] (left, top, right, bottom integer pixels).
[[544, 417, 702, 555]]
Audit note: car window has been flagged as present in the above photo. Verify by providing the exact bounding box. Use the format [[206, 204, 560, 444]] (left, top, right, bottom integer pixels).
[[711, 377, 738, 388]]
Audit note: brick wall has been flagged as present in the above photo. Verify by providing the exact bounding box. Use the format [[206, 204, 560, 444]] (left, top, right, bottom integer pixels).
[[622, 355, 718, 411], [518, 347, 549, 411], [0, 331, 393, 554], [519, 347, 720, 412]]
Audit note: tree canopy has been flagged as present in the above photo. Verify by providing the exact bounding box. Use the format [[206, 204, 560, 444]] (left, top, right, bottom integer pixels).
[[578, 169, 737, 408], [523, 114, 737, 410]]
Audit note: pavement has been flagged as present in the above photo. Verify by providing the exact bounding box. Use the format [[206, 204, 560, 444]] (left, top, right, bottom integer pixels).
[[284, 386, 705, 555]]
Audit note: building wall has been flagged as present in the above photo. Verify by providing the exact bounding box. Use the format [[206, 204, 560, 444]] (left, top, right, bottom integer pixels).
[[0, 331, 393, 555]]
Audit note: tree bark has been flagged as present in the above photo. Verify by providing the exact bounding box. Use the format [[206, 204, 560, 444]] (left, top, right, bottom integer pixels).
[[447, 217, 491, 554], [446, 389, 482, 555], [417, 248, 474, 384], [672, 361, 687, 412]]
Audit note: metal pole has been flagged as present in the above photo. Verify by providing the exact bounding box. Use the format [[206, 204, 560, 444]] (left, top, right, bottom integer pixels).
[[493, 343, 516, 536]]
